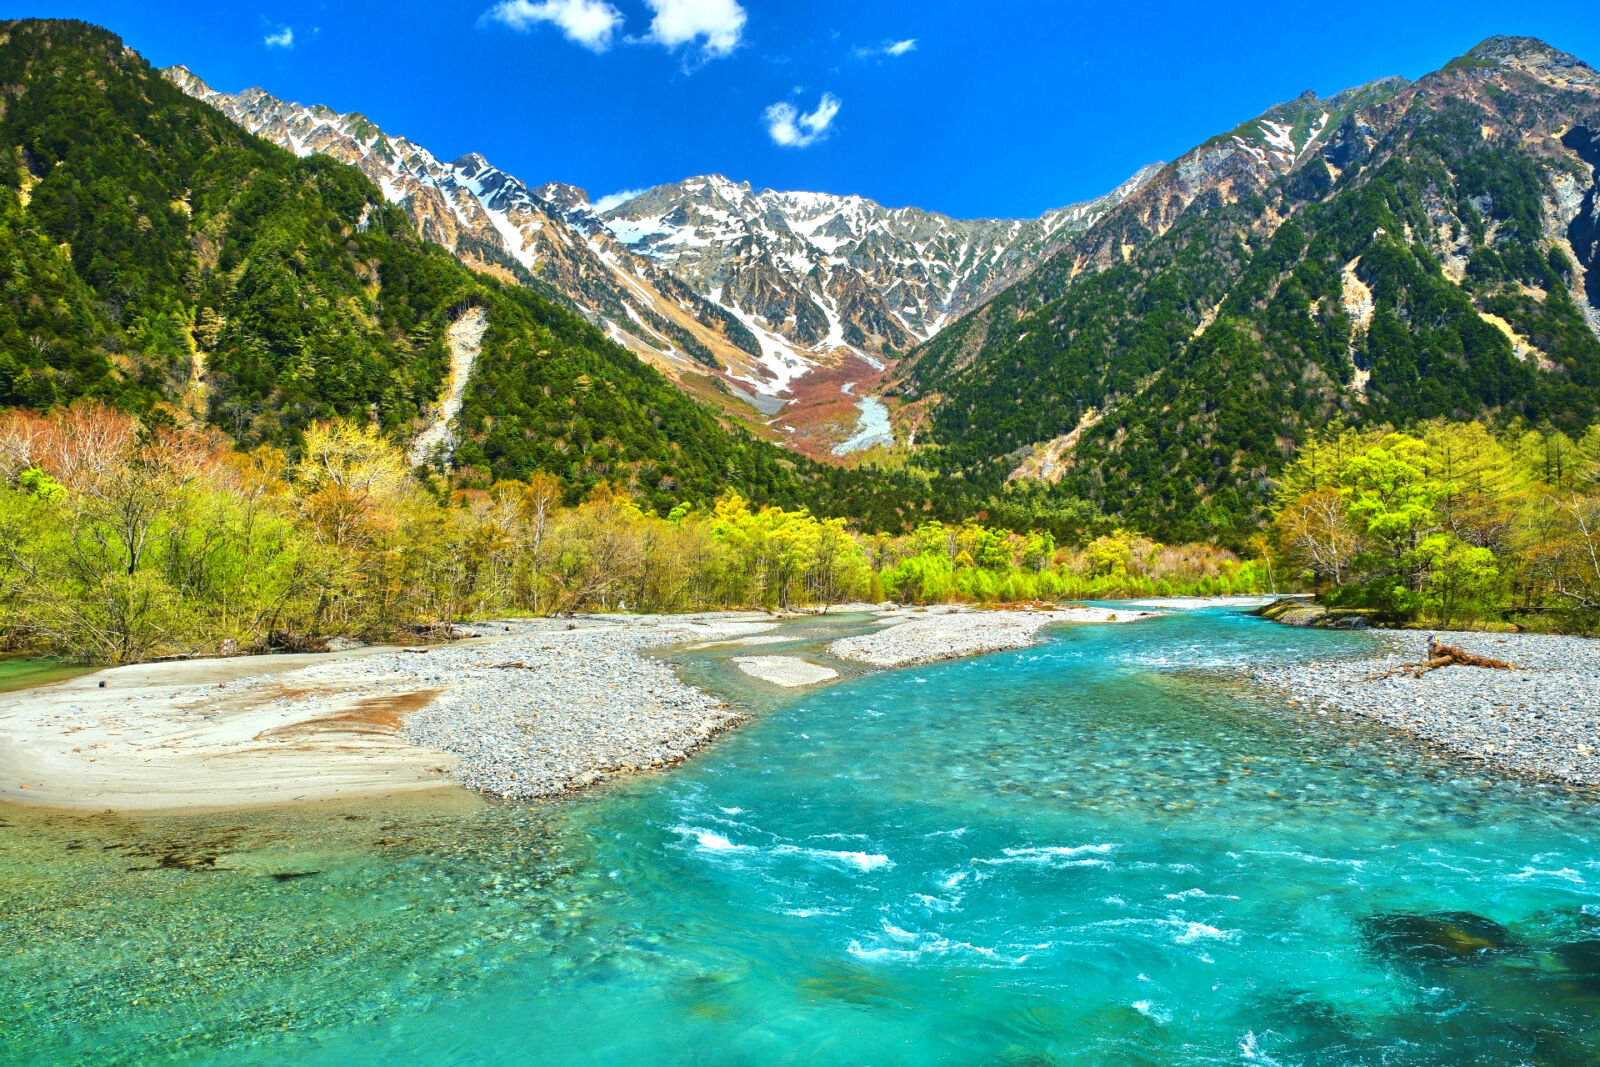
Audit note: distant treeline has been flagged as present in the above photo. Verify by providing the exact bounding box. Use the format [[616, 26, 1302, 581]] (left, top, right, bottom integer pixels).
[[0, 404, 1268, 664]]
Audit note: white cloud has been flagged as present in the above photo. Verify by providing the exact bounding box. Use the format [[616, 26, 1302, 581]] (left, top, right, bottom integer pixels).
[[764, 92, 840, 148], [590, 187, 648, 212], [264, 26, 294, 49], [482, 0, 624, 52], [853, 37, 916, 60], [643, 0, 746, 58]]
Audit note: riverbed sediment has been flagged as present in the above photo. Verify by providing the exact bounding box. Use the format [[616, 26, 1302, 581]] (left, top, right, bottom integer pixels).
[[1239, 630, 1600, 785]]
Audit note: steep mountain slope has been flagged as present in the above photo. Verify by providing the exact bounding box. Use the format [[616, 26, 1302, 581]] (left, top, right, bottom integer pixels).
[[162, 66, 1156, 452], [0, 18, 819, 512], [159, 68, 773, 414], [899, 37, 1600, 541], [899, 78, 1407, 398]]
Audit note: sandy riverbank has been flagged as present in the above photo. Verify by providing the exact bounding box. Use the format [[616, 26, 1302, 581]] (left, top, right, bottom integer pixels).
[[828, 605, 1158, 668], [1240, 630, 1600, 785], [0, 646, 463, 811], [0, 614, 776, 810]]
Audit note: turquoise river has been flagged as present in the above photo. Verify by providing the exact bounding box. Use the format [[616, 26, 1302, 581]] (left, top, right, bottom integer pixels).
[[2, 607, 1598, 1064]]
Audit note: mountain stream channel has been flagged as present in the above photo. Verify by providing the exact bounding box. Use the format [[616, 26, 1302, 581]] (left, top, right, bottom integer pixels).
[[2, 604, 1598, 1065]]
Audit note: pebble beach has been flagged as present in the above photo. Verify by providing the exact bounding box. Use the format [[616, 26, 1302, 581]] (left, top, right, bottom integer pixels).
[[1239, 629, 1600, 786], [401, 615, 764, 798]]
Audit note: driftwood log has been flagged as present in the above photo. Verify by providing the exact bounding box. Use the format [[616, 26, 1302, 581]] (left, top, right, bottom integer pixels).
[[1374, 642, 1517, 679]]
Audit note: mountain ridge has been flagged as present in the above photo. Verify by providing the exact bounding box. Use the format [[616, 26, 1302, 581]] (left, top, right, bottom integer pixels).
[[0, 17, 848, 516], [892, 34, 1600, 539], [162, 63, 1158, 454]]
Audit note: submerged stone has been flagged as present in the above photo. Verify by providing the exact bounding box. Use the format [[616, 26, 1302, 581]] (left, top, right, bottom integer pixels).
[[1553, 939, 1600, 992], [1360, 911, 1515, 965]]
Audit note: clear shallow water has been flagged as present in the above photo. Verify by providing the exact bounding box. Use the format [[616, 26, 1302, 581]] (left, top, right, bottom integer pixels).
[[3, 608, 1599, 1065], [0, 656, 91, 694]]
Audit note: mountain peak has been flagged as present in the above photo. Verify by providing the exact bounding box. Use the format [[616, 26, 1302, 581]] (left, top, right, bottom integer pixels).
[[1460, 35, 1599, 86], [533, 182, 592, 214], [1467, 35, 1563, 62], [161, 64, 213, 98]]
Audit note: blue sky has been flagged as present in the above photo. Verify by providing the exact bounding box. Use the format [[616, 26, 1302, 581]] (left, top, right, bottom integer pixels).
[[26, 1, 1600, 218]]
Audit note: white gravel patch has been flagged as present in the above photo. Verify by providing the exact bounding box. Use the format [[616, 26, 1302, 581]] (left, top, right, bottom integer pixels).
[[731, 656, 839, 687], [828, 606, 1158, 668], [401, 614, 769, 798]]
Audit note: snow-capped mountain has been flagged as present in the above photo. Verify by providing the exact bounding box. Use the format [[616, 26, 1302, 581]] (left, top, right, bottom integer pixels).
[[588, 168, 1158, 351], [163, 65, 1156, 448]]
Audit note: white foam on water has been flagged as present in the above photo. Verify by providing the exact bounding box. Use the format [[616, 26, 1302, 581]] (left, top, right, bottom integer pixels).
[[782, 906, 850, 918], [1509, 866, 1585, 884], [846, 921, 1030, 966], [1173, 921, 1234, 944], [1079, 916, 1239, 946], [1165, 888, 1241, 901], [1230, 849, 1365, 870], [795, 848, 891, 872], [909, 892, 962, 912], [974, 844, 1116, 867], [672, 826, 889, 873], [673, 826, 747, 853], [1132, 999, 1172, 1024], [1239, 1030, 1286, 1064]]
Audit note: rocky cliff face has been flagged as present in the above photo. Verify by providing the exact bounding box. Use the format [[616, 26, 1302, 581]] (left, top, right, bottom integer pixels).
[[164, 65, 1154, 453]]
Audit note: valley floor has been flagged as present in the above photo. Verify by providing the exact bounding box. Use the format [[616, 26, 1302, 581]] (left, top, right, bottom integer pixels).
[[21, 599, 1591, 814]]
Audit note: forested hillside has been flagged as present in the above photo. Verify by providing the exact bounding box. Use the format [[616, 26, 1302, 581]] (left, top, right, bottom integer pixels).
[[898, 37, 1600, 542], [0, 18, 835, 513]]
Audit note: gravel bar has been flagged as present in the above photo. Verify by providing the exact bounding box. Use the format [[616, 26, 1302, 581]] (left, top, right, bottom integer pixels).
[[399, 614, 774, 799], [1240, 630, 1600, 785]]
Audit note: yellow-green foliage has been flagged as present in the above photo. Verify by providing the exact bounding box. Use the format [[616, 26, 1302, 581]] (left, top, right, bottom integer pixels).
[[875, 523, 1267, 604], [1272, 419, 1600, 627], [0, 404, 1274, 663]]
